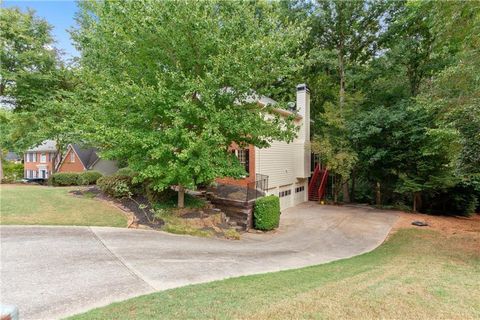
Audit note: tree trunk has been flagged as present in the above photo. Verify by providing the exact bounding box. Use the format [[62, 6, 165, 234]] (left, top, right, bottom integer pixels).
[[333, 175, 338, 203], [338, 32, 349, 203], [338, 47, 346, 110], [413, 192, 422, 212], [342, 180, 350, 203], [178, 185, 185, 208], [413, 193, 416, 212], [53, 139, 63, 173], [0, 151, 3, 182], [350, 170, 356, 202], [375, 181, 381, 206]]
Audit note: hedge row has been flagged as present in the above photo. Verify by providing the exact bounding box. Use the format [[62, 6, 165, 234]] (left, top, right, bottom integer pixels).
[[49, 171, 103, 186]]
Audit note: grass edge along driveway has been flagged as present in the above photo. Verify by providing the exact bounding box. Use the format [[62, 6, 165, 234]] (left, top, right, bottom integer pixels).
[[0, 184, 127, 227], [68, 228, 480, 320]]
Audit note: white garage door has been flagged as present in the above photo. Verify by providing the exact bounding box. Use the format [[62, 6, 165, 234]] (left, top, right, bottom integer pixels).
[[278, 185, 293, 210], [294, 183, 306, 205]]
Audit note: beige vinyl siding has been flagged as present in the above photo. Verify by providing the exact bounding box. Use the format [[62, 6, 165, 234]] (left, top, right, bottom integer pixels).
[[255, 142, 310, 187], [255, 141, 297, 188], [252, 84, 311, 211], [256, 142, 310, 211]]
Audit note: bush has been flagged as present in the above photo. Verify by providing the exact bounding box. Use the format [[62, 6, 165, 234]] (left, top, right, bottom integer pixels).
[[116, 167, 137, 177], [1, 162, 23, 183], [145, 183, 177, 204], [423, 183, 479, 217], [50, 172, 80, 186], [254, 195, 280, 230], [97, 175, 135, 198], [78, 171, 103, 185]]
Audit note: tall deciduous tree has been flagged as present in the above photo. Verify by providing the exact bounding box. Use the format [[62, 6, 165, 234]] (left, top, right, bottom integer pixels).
[[0, 109, 13, 180], [71, 0, 305, 207], [307, 0, 397, 202], [422, 1, 480, 175], [0, 7, 58, 110], [0, 7, 77, 160]]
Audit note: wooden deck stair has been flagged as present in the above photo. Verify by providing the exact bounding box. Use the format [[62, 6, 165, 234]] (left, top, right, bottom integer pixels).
[[308, 164, 328, 201]]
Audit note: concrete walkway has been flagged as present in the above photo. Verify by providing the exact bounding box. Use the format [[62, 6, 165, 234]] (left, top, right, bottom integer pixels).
[[0, 203, 398, 319]]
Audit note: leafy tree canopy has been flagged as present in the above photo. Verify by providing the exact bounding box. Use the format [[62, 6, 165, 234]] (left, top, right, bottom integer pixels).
[[0, 7, 58, 110], [71, 0, 306, 206]]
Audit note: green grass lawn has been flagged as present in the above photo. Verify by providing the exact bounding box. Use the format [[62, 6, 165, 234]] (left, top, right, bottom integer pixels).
[[68, 228, 480, 320], [0, 184, 128, 227]]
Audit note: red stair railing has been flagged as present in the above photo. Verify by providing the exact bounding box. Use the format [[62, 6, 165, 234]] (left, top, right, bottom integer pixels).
[[317, 169, 329, 201]]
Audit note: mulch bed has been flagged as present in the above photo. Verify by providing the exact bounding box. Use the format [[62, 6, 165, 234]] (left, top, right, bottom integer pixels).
[[69, 186, 164, 229], [69, 186, 244, 239]]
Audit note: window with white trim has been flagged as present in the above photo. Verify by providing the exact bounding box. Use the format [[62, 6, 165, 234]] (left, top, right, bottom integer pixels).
[[32, 153, 37, 162], [70, 151, 75, 162], [234, 149, 250, 176], [40, 153, 47, 163]]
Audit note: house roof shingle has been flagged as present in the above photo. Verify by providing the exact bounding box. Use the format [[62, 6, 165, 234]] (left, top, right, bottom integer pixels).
[[27, 140, 57, 152], [5, 151, 20, 161], [71, 144, 99, 169]]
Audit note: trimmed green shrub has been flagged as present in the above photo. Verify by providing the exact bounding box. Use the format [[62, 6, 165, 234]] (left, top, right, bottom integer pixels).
[[97, 175, 136, 198], [50, 172, 80, 186], [78, 171, 103, 185], [1, 162, 23, 183], [254, 195, 280, 230]]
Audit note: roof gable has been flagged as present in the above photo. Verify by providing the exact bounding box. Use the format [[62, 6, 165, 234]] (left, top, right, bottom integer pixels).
[[71, 144, 99, 169]]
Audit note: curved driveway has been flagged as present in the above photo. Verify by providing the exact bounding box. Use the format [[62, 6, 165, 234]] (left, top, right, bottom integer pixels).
[[0, 203, 398, 319]]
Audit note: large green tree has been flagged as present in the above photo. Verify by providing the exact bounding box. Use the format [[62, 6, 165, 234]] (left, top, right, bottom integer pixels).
[[1, 7, 78, 158], [422, 1, 480, 175], [306, 0, 399, 202], [71, 0, 305, 207], [0, 7, 58, 110]]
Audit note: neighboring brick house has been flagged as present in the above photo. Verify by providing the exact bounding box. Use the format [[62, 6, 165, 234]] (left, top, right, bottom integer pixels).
[[24, 140, 60, 180], [57, 144, 118, 175], [216, 84, 311, 211]]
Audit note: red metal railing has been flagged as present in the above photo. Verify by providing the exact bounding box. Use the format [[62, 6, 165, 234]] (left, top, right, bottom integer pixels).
[[317, 169, 329, 200]]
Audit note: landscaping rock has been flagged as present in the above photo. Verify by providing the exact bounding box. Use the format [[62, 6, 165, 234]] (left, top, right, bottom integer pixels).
[[412, 220, 429, 227]]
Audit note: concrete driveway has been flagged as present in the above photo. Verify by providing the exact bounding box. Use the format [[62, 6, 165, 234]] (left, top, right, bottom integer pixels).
[[0, 203, 398, 319]]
